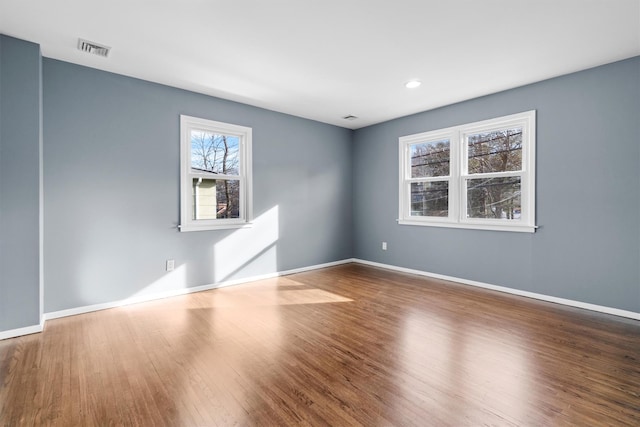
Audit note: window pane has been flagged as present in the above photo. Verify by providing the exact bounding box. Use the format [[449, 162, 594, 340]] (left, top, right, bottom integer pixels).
[[191, 131, 240, 174], [467, 177, 521, 219], [192, 178, 240, 220], [411, 139, 450, 178], [410, 181, 448, 217], [467, 127, 522, 174]]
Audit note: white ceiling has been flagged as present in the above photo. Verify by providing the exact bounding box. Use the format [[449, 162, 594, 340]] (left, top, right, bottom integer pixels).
[[1, 0, 639, 129]]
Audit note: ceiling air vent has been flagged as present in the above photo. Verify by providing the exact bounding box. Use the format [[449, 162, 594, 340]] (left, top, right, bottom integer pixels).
[[77, 38, 111, 57], [343, 115, 358, 121]]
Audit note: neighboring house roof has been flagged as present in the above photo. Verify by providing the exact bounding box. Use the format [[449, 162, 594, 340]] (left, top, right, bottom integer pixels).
[[190, 167, 219, 175]]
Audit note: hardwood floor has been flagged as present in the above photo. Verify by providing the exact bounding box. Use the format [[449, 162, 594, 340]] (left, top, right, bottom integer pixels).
[[1, 264, 639, 426]]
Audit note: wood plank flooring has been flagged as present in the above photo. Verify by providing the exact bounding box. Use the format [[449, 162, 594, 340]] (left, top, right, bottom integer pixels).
[[1, 263, 639, 426]]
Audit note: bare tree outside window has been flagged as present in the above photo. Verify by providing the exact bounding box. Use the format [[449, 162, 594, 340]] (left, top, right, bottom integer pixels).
[[398, 111, 535, 232], [180, 115, 252, 232], [466, 127, 522, 219], [410, 139, 450, 216], [190, 131, 240, 219]]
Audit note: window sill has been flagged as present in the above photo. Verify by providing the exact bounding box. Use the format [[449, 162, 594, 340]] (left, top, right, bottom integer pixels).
[[179, 222, 253, 232], [397, 219, 537, 233]]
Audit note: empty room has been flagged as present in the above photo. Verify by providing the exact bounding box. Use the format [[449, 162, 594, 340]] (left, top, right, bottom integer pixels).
[[1, 0, 639, 425]]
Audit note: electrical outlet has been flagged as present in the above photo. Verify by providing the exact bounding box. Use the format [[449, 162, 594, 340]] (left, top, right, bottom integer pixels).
[[382, 242, 387, 251], [166, 259, 175, 271]]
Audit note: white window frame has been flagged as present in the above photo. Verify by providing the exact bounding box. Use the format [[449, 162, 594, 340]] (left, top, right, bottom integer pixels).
[[179, 115, 253, 232], [398, 111, 536, 233]]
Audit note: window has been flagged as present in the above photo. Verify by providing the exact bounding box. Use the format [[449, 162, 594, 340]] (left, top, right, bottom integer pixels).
[[180, 115, 252, 232], [399, 111, 536, 233]]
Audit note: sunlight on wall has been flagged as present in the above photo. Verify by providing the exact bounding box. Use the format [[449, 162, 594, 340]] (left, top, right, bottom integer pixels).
[[128, 264, 189, 302], [213, 205, 279, 282], [74, 206, 279, 312]]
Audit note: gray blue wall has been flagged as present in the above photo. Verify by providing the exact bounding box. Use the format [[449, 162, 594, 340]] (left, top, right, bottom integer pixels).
[[1, 32, 638, 338], [353, 57, 640, 313], [43, 59, 353, 313], [0, 35, 43, 331]]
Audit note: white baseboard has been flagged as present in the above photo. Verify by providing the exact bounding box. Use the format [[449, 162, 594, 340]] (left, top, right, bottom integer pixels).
[[0, 323, 43, 341], [43, 258, 353, 321], [352, 258, 640, 321], [6, 256, 636, 340]]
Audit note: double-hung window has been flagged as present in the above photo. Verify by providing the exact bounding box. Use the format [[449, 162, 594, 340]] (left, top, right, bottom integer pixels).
[[180, 115, 252, 232], [399, 111, 536, 233]]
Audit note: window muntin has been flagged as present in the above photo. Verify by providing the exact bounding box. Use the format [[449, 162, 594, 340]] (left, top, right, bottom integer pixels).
[[399, 111, 535, 233], [180, 115, 252, 231]]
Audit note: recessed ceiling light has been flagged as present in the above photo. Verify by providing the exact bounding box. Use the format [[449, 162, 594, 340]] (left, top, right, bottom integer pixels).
[[405, 80, 421, 89], [343, 115, 358, 121]]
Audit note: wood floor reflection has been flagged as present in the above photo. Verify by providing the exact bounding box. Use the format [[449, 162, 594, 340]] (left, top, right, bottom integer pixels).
[[1, 264, 639, 426]]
